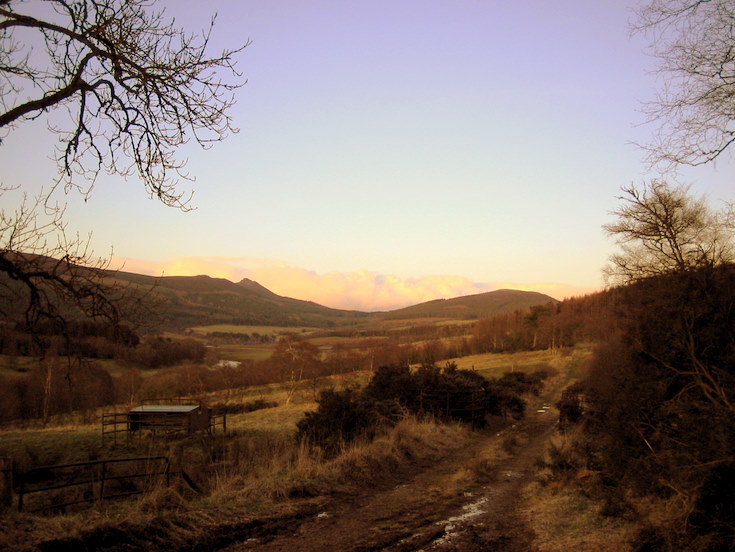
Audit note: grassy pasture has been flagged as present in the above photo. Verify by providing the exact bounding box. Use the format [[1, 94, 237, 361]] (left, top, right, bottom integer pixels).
[[449, 349, 565, 379], [189, 324, 318, 336], [215, 344, 275, 362]]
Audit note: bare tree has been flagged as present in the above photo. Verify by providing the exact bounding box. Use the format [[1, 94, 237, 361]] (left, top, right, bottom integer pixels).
[[633, 0, 735, 169], [0, 0, 246, 342], [0, 189, 155, 343], [604, 180, 734, 283], [0, 0, 248, 208]]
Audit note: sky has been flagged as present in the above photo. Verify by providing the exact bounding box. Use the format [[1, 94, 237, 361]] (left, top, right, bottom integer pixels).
[[1, 0, 732, 311]]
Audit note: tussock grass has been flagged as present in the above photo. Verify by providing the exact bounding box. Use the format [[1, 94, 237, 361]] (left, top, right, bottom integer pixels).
[[522, 482, 637, 552], [0, 415, 473, 551], [523, 426, 638, 552], [215, 417, 472, 503]]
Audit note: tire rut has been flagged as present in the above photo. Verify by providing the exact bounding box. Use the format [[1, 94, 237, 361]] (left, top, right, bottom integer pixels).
[[219, 411, 556, 552]]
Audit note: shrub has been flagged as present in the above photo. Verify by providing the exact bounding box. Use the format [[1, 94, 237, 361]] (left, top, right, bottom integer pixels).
[[556, 382, 584, 430], [295, 389, 377, 456], [296, 363, 542, 455]]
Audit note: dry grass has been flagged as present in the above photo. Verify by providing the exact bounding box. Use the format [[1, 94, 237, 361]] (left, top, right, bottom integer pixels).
[[522, 482, 637, 552], [0, 409, 474, 551], [0, 346, 595, 551], [522, 426, 638, 552], [447, 344, 592, 382]]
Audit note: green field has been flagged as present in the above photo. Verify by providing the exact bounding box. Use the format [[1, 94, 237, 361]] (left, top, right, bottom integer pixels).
[[189, 324, 319, 336], [451, 345, 590, 380]]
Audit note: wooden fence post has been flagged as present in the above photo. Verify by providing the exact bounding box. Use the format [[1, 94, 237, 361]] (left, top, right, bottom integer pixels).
[[0, 458, 12, 509], [99, 461, 107, 502], [17, 477, 24, 512]]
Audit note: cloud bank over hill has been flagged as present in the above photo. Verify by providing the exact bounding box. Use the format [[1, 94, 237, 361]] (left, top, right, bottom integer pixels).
[[114, 256, 600, 311]]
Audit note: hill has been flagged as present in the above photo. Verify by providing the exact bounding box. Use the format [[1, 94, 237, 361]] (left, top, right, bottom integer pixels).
[[109, 271, 371, 329], [88, 270, 561, 329], [0, 254, 559, 329], [117, 271, 559, 328], [378, 289, 558, 321]]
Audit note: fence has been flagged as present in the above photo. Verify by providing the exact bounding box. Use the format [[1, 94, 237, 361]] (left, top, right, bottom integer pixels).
[[16, 456, 171, 513], [102, 412, 131, 446]]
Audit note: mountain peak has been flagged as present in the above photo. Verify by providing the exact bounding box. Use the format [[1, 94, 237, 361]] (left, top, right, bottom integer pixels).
[[236, 278, 279, 297]]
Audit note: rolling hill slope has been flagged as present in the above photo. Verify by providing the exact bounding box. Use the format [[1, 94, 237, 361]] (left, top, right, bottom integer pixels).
[[378, 289, 558, 321], [110, 271, 371, 328], [104, 272, 560, 329], [0, 254, 559, 329], [121, 273, 559, 329]]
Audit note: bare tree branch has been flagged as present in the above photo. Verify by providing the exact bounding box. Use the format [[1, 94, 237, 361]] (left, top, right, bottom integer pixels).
[[633, 0, 735, 169], [0, 0, 249, 209], [0, 188, 155, 346]]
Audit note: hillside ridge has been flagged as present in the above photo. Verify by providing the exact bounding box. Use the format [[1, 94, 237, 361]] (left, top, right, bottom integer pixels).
[[127, 273, 558, 328], [0, 255, 559, 328]]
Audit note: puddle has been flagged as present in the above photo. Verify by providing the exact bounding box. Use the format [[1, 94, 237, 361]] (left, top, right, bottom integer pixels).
[[430, 496, 488, 547]]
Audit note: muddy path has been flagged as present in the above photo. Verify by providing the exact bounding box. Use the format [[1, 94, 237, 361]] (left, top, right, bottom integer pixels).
[[217, 408, 557, 552]]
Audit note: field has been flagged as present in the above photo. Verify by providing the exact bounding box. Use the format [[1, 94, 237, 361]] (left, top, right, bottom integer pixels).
[[0, 345, 636, 552], [450, 346, 587, 380], [189, 325, 320, 336]]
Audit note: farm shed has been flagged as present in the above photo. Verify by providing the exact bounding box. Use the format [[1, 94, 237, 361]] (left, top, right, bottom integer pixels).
[[128, 404, 212, 434]]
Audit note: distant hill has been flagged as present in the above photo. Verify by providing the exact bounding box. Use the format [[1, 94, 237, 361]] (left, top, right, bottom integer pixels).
[[379, 289, 558, 321], [109, 272, 558, 328], [109, 274, 558, 329], [109, 271, 371, 329], [0, 254, 559, 330]]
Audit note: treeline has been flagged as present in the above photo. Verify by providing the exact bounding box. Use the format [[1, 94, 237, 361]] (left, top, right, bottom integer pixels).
[[0, 294, 614, 425], [470, 294, 615, 354], [204, 331, 277, 344], [0, 358, 214, 424], [311, 294, 615, 368], [0, 320, 139, 359], [0, 319, 207, 369], [0, 330, 209, 423]]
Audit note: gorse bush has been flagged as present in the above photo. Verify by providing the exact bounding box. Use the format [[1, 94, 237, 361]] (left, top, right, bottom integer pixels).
[[295, 388, 377, 456], [297, 362, 547, 456]]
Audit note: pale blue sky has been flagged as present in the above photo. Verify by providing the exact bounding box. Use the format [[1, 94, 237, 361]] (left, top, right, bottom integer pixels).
[[1, 0, 732, 309]]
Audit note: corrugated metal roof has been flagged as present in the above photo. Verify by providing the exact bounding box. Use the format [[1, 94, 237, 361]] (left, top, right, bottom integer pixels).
[[129, 405, 199, 413]]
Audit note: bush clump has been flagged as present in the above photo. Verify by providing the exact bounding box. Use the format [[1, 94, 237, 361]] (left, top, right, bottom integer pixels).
[[297, 363, 548, 456], [295, 388, 377, 456]]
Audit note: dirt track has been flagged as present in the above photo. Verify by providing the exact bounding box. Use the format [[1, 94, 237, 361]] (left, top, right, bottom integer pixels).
[[218, 408, 557, 552]]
